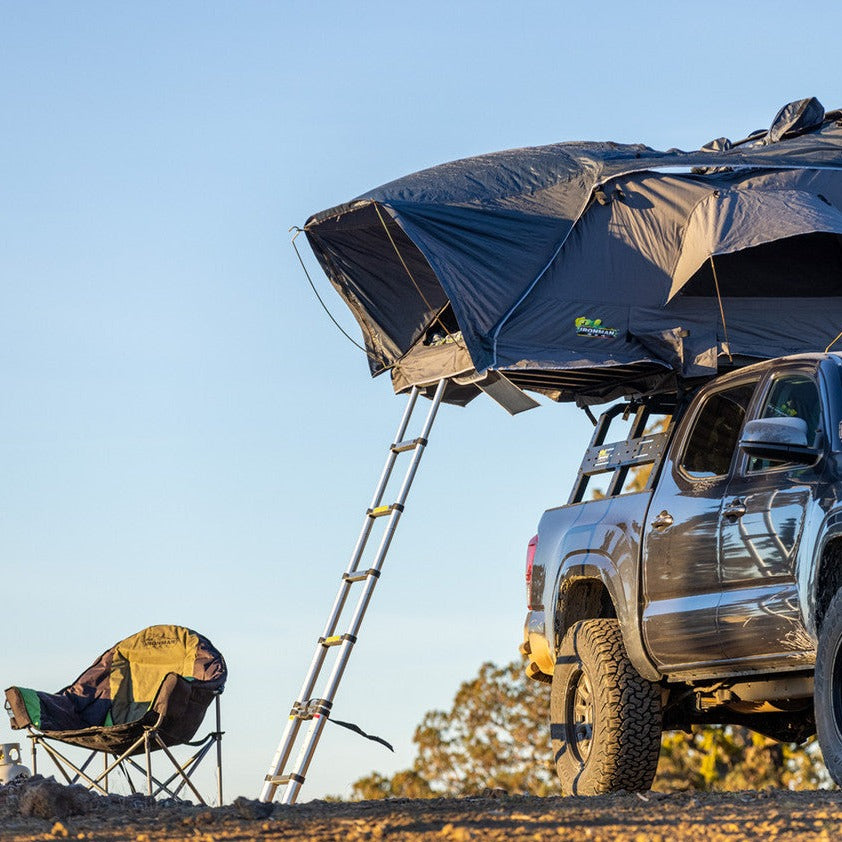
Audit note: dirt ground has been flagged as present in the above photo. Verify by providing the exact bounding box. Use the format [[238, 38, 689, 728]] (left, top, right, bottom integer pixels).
[[3, 777, 842, 841]]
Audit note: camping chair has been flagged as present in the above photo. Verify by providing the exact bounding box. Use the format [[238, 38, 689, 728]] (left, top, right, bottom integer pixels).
[[4, 624, 226, 805]]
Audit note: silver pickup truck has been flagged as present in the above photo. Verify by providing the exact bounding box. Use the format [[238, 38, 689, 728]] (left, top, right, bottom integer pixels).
[[522, 352, 842, 794]]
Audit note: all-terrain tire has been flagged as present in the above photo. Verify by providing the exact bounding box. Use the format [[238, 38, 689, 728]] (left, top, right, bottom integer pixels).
[[550, 618, 662, 795], [815, 588, 842, 786]]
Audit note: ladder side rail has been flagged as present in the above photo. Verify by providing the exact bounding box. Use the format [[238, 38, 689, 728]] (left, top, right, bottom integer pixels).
[[260, 386, 427, 803], [278, 713, 329, 804], [328, 385, 421, 594], [390, 380, 446, 509], [337, 386, 422, 588], [267, 382, 446, 804], [260, 697, 308, 801], [366, 386, 420, 510], [277, 381, 447, 804], [330, 380, 446, 659], [278, 513, 399, 806]]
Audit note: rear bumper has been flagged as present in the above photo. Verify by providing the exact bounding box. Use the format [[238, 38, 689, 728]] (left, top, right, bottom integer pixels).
[[521, 610, 554, 682]]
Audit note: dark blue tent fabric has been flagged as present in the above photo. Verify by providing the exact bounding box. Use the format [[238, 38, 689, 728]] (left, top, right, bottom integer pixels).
[[304, 98, 842, 404], [389, 200, 567, 363]]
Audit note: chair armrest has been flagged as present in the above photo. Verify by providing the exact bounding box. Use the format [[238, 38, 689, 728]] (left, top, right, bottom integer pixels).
[[147, 673, 223, 745], [4, 686, 85, 731]]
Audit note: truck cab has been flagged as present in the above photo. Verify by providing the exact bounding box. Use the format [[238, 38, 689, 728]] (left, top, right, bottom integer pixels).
[[523, 353, 842, 794]]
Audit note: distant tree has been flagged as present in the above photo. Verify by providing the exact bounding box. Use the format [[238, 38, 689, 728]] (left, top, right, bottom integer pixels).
[[657, 727, 832, 792], [349, 659, 831, 799], [350, 661, 554, 799], [349, 769, 434, 800]]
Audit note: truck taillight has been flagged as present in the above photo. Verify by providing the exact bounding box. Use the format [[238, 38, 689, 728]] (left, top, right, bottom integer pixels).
[[526, 534, 538, 609]]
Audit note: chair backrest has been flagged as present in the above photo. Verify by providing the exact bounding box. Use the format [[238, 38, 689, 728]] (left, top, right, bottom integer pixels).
[[109, 626, 213, 724], [62, 624, 226, 726]]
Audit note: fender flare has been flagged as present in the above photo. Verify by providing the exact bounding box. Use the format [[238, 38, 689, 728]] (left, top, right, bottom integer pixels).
[[808, 512, 842, 637], [553, 550, 660, 681]]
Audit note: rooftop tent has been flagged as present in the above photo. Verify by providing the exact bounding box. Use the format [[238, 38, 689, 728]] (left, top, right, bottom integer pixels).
[[304, 98, 842, 406]]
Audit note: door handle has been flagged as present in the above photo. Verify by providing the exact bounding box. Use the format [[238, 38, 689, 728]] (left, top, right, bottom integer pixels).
[[723, 499, 747, 519], [651, 510, 674, 530]]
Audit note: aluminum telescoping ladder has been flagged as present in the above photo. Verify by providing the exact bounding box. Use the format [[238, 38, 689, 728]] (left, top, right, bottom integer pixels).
[[259, 379, 447, 804]]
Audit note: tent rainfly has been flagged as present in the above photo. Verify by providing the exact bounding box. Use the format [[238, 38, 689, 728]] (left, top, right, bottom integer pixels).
[[303, 98, 842, 409]]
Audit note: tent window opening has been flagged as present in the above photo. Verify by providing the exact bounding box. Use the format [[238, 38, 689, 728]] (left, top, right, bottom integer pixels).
[[423, 302, 461, 346], [681, 233, 842, 298]]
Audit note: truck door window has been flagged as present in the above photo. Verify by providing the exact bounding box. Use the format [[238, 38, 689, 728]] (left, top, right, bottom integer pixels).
[[680, 382, 757, 478], [748, 374, 820, 472]]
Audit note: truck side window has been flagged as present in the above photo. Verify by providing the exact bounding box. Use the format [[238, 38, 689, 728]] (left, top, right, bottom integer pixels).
[[680, 382, 757, 478], [748, 375, 821, 472]]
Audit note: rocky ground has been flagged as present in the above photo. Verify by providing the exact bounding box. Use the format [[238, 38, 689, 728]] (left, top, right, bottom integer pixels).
[[3, 777, 842, 841]]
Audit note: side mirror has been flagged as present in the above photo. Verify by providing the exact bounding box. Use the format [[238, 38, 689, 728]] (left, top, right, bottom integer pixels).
[[739, 417, 820, 464]]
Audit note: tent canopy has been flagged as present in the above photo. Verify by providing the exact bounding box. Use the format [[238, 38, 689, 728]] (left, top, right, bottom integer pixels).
[[304, 98, 842, 406]]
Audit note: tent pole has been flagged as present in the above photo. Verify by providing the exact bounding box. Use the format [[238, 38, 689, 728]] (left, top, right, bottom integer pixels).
[[710, 256, 733, 362]]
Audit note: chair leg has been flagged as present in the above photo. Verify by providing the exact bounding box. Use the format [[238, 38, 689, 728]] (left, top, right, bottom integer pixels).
[[145, 731, 152, 797], [28, 734, 37, 776], [25, 716, 224, 805], [74, 749, 100, 786], [29, 734, 148, 797], [39, 742, 76, 786], [33, 740, 107, 795], [151, 733, 207, 805], [119, 754, 139, 794], [20, 719, 223, 805], [215, 695, 223, 805], [162, 738, 215, 800]]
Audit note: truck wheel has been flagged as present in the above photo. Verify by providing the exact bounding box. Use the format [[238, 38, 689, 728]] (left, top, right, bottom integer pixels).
[[550, 618, 662, 795], [815, 588, 842, 785]]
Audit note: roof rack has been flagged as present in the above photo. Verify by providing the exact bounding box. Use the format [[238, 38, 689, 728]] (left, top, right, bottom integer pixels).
[[568, 397, 677, 504]]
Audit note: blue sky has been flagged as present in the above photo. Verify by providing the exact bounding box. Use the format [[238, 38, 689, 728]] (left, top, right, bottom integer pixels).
[[2, 1, 841, 801]]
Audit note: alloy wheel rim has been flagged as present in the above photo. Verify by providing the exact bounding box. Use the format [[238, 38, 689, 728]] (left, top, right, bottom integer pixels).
[[832, 634, 842, 741], [566, 668, 594, 763]]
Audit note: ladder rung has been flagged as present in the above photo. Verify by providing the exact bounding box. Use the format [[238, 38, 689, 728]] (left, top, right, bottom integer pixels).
[[342, 569, 380, 584], [319, 633, 357, 647], [265, 772, 305, 786], [367, 503, 404, 518], [391, 436, 427, 453]]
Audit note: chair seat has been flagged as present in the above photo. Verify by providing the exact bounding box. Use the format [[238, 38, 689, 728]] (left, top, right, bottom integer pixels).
[[34, 721, 154, 755]]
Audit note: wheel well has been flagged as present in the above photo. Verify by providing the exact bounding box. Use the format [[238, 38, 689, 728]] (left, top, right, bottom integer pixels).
[[554, 577, 617, 645], [817, 538, 842, 632]]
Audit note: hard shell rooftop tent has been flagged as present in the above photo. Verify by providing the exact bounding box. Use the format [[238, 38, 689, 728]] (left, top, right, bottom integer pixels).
[[303, 98, 842, 407]]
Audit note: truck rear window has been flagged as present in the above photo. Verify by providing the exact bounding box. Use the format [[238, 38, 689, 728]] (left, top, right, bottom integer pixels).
[[681, 382, 757, 478]]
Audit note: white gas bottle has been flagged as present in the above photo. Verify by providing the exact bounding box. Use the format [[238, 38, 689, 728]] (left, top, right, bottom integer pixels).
[[0, 743, 30, 784]]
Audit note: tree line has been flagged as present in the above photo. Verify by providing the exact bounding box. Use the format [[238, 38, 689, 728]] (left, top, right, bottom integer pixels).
[[348, 660, 832, 799]]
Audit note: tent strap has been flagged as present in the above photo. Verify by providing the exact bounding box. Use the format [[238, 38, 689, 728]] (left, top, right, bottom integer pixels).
[[710, 256, 733, 363], [290, 227, 377, 360]]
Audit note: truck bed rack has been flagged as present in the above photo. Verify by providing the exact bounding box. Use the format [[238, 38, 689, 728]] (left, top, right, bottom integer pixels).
[[569, 397, 677, 504]]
